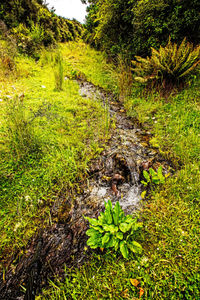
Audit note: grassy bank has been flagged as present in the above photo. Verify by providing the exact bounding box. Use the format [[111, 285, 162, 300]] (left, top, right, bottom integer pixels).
[[0, 42, 116, 266], [38, 48, 199, 299]]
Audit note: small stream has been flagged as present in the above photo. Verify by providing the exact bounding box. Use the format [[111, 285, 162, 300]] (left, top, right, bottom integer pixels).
[[0, 80, 171, 300]]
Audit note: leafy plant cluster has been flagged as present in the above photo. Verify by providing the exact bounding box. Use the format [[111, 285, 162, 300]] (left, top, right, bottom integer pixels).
[[85, 200, 142, 259], [133, 37, 200, 88], [141, 166, 165, 187]]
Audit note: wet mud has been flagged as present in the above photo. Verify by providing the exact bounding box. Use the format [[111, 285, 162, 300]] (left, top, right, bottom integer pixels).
[[0, 80, 171, 299]]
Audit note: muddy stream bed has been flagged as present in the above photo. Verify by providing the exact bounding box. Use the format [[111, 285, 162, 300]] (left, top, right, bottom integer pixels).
[[0, 80, 171, 299]]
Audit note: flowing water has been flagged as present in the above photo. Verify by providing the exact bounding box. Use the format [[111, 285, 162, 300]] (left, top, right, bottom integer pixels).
[[0, 80, 171, 299]]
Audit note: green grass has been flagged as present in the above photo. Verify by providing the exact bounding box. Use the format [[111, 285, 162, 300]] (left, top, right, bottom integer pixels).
[[1, 41, 200, 299], [60, 42, 118, 92], [0, 42, 115, 265], [38, 58, 199, 298]]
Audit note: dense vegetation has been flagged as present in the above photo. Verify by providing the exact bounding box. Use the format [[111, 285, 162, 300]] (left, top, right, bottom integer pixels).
[[0, 0, 200, 299], [82, 0, 200, 57], [0, 0, 82, 55]]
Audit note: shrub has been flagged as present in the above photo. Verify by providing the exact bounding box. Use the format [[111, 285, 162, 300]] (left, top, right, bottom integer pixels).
[[132, 37, 200, 89], [85, 200, 142, 259]]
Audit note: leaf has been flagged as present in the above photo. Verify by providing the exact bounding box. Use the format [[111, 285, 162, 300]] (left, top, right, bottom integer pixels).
[[119, 222, 132, 233], [114, 239, 119, 251], [86, 228, 98, 237], [93, 226, 104, 233], [143, 170, 150, 182], [141, 191, 146, 199], [84, 216, 99, 227], [127, 241, 143, 254], [139, 287, 144, 298], [104, 200, 113, 224], [106, 235, 115, 248], [103, 224, 118, 234], [116, 231, 123, 240], [152, 178, 160, 184], [130, 278, 140, 287], [102, 232, 110, 246], [157, 166, 165, 183], [141, 180, 148, 186], [105, 199, 113, 210], [113, 201, 120, 225], [120, 241, 129, 259], [97, 214, 104, 225], [87, 236, 99, 248], [149, 168, 156, 177], [124, 215, 134, 224]]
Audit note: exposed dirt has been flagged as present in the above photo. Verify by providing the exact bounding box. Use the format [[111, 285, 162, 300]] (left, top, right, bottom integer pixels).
[[0, 80, 172, 300]]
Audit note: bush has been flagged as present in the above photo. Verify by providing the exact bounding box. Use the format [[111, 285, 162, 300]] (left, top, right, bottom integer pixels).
[[132, 37, 200, 89]]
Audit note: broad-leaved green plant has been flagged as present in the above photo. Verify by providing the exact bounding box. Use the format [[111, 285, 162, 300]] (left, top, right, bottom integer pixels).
[[85, 200, 142, 259], [141, 166, 165, 186]]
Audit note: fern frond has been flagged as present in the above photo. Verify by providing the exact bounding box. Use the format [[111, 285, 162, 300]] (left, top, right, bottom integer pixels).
[[132, 37, 200, 87]]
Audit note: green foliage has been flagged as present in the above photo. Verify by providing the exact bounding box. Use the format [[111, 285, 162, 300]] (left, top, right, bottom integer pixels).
[[85, 200, 142, 259], [133, 0, 200, 56], [141, 166, 165, 187], [133, 37, 200, 88], [11, 23, 48, 56], [0, 0, 83, 56], [84, 0, 200, 58]]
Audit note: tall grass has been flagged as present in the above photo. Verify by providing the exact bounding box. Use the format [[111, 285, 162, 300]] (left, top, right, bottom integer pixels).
[[2, 95, 40, 161], [54, 51, 64, 91], [117, 54, 133, 102]]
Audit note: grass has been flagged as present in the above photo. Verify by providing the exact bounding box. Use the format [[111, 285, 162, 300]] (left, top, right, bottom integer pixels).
[[1, 40, 200, 299], [0, 42, 115, 266], [38, 54, 199, 298], [60, 41, 118, 92]]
